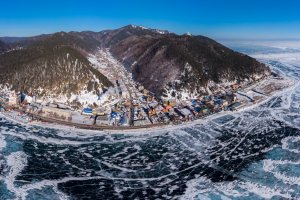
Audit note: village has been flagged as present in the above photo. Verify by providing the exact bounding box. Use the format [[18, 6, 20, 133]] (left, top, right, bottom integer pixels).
[[0, 51, 289, 130], [0, 75, 274, 130], [0, 85, 241, 128]]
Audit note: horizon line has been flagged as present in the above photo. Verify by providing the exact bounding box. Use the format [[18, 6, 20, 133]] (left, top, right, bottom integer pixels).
[[1, 24, 300, 41]]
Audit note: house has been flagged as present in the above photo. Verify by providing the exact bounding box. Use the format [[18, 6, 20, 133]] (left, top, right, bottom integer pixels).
[[109, 111, 121, 125], [214, 99, 223, 106], [8, 94, 17, 106], [191, 99, 200, 106], [110, 111, 119, 119], [143, 89, 150, 95], [24, 95, 33, 104], [168, 99, 177, 107], [138, 85, 144, 91], [194, 106, 202, 113], [149, 108, 157, 116], [119, 115, 129, 126], [165, 105, 172, 110], [19, 93, 33, 105], [162, 108, 169, 113], [202, 108, 209, 114], [122, 91, 130, 99], [172, 108, 193, 121], [222, 100, 229, 107], [174, 108, 190, 118], [179, 108, 192, 117]]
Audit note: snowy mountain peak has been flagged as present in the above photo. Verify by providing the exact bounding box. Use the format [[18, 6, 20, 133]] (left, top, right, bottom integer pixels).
[[125, 24, 148, 30], [123, 24, 170, 35], [185, 32, 192, 36]]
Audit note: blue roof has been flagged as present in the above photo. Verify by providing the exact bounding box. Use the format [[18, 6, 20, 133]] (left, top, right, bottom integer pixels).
[[83, 108, 93, 113], [194, 107, 201, 112], [111, 111, 118, 118], [119, 116, 128, 124], [214, 99, 223, 105], [20, 93, 26, 102], [191, 100, 198, 105]]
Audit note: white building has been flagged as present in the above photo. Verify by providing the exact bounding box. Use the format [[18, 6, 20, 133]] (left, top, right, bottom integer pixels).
[[122, 91, 130, 99], [8, 94, 17, 106]]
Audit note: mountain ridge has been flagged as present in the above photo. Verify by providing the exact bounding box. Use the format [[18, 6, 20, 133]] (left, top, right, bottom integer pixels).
[[96, 25, 270, 95], [0, 25, 270, 100]]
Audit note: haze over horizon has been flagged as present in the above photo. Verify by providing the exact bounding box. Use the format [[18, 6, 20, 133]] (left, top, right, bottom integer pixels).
[[1, 0, 300, 39]]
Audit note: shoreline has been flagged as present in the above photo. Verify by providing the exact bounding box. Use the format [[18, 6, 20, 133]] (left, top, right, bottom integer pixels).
[[0, 76, 296, 134]]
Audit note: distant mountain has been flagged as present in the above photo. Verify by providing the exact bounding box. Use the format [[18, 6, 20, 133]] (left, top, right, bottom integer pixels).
[[0, 25, 270, 100], [0, 40, 9, 53], [0, 33, 112, 99], [0, 37, 28, 44]]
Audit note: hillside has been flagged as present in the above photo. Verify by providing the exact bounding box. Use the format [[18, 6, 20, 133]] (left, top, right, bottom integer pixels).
[[95, 25, 271, 96], [0, 33, 112, 105]]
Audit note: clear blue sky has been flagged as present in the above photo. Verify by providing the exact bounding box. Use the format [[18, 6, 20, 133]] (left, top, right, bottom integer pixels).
[[0, 0, 300, 39]]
